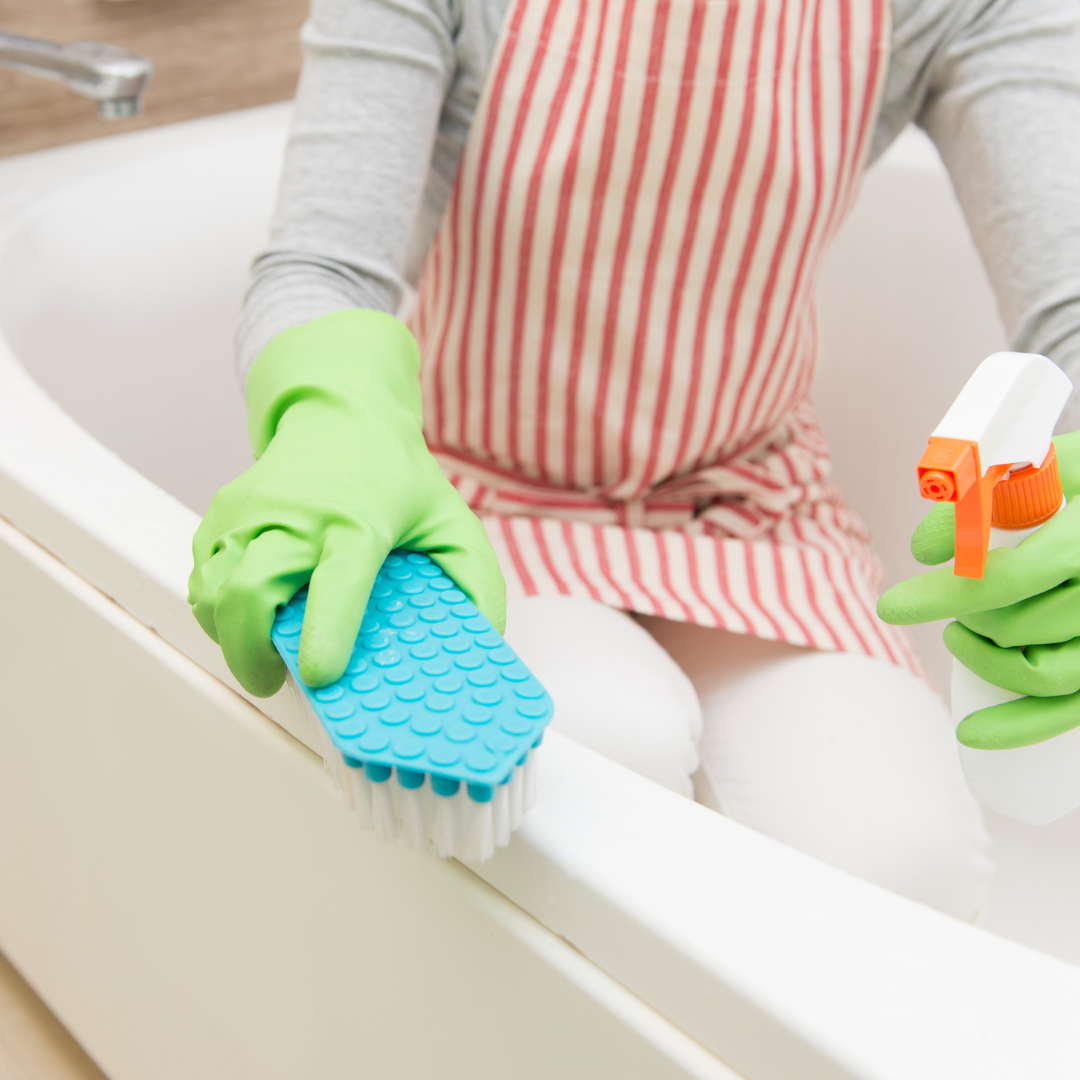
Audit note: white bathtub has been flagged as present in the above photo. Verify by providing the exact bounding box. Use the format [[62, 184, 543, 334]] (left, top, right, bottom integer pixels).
[[0, 104, 1078, 1080]]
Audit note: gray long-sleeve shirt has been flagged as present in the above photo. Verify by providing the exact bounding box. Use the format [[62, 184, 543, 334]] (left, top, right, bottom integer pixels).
[[238, 0, 1080, 425]]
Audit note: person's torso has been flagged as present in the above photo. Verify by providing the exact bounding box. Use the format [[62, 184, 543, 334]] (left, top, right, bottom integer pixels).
[[411, 0, 890, 516]]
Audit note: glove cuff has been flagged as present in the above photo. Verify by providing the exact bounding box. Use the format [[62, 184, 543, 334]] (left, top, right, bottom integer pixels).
[[245, 309, 423, 458]]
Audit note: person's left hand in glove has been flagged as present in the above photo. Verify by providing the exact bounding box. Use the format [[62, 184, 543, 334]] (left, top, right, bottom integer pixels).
[[878, 431, 1080, 751]]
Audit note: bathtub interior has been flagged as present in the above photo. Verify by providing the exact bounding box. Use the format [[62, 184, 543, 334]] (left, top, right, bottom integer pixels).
[[1, 104, 1079, 970], [0, 118, 264, 517]]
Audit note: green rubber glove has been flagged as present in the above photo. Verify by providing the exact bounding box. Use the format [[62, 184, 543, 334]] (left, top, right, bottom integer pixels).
[[188, 309, 506, 698], [878, 431, 1080, 749]]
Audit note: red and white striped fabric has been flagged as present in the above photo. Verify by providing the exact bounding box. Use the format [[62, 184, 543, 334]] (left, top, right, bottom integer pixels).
[[410, 0, 923, 674]]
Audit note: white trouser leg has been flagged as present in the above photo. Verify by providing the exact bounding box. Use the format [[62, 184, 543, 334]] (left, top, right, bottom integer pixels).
[[503, 596, 702, 797], [637, 616, 995, 922]]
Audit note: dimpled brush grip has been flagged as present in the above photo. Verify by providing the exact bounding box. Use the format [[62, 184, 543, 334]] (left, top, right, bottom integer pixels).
[[271, 551, 552, 799]]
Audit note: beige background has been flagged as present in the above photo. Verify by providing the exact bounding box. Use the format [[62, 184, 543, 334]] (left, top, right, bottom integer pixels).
[[0, 952, 107, 1079], [0, 0, 309, 158]]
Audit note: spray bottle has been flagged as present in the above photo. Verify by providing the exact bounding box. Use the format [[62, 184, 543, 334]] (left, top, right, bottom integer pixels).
[[916, 352, 1075, 824]]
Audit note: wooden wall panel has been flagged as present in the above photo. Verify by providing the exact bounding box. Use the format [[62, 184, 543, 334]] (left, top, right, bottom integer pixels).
[[0, 0, 308, 158]]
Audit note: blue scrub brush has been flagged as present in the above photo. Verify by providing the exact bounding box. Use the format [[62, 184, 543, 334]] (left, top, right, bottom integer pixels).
[[271, 551, 552, 863]]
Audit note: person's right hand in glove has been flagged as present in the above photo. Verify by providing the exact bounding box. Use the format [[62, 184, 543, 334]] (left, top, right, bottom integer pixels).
[[878, 431, 1080, 750], [187, 309, 506, 698]]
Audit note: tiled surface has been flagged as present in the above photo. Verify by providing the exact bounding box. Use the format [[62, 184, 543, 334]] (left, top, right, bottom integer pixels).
[[0, 952, 107, 1080], [0, 0, 308, 157]]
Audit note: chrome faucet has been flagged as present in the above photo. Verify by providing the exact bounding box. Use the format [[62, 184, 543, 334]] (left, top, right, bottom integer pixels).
[[0, 31, 152, 119]]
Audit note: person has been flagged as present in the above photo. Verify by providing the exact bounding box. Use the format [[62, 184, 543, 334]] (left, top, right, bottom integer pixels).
[[188, 0, 1080, 920]]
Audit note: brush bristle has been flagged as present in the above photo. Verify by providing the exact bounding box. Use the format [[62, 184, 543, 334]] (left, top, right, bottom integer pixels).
[[286, 644, 542, 863], [319, 740, 537, 863]]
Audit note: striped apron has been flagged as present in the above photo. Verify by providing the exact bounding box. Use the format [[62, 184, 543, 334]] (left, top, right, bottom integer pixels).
[[410, 0, 922, 675]]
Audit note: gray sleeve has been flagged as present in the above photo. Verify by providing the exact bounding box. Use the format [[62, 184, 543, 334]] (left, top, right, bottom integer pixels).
[[235, 0, 460, 381], [873, 0, 1080, 428]]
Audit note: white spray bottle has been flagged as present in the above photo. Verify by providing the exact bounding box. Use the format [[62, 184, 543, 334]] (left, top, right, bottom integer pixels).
[[916, 352, 1076, 824]]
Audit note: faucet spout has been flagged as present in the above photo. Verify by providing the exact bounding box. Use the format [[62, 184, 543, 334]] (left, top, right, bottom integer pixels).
[[0, 31, 152, 118]]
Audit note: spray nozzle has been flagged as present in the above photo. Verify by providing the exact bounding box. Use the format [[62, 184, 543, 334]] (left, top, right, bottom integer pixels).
[[916, 353, 1072, 579]]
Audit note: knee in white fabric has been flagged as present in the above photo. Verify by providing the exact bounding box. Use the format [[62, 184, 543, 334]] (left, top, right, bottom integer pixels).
[[503, 597, 702, 797], [638, 617, 995, 922]]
